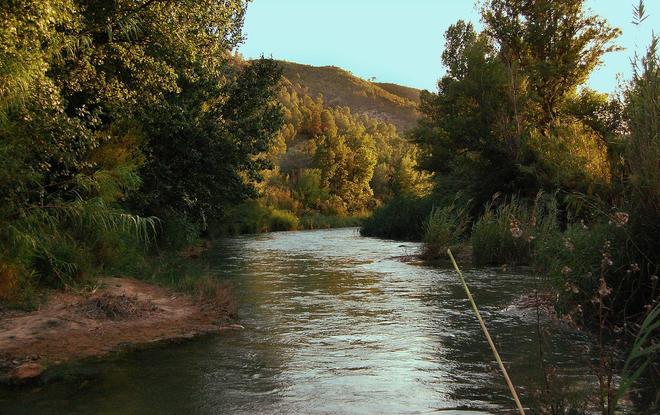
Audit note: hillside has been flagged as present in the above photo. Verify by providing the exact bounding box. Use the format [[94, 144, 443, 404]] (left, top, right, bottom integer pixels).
[[374, 82, 422, 105], [279, 61, 421, 131]]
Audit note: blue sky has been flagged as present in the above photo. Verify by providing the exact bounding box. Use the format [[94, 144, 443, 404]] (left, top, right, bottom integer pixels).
[[238, 0, 659, 93]]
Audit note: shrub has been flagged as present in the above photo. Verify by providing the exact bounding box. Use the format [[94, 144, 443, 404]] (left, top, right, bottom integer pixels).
[[0, 263, 39, 310], [294, 168, 327, 209], [217, 201, 301, 234], [533, 198, 657, 326], [222, 201, 272, 234], [156, 213, 200, 251], [321, 195, 349, 217], [471, 196, 534, 265], [91, 226, 153, 278], [360, 195, 434, 240], [263, 186, 300, 212], [299, 212, 363, 229], [533, 220, 623, 317], [268, 209, 299, 231], [421, 204, 469, 259], [30, 236, 96, 289]]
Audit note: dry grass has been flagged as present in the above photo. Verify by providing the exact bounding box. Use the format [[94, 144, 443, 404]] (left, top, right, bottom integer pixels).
[[195, 279, 237, 319], [82, 293, 158, 320], [0, 264, 19, 301]]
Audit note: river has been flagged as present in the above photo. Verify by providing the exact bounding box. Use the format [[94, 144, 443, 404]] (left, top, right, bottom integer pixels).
[[1, 228, 602, 414]]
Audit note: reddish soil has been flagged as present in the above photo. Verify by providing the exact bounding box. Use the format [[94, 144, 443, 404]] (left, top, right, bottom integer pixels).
[[0, 277, 240, 381]]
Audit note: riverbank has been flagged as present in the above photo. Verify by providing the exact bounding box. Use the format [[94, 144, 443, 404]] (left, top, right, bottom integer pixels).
[[0, 276, 240, 384]]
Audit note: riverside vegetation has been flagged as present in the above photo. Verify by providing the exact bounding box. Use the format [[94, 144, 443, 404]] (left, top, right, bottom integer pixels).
[[1, 0, 658, 413], [0, 0, 428, 307], [362, 0, 659, 412], [0, 0, 287, 306]]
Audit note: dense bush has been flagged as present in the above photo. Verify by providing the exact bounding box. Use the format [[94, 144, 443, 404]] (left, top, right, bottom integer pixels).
[[218, 202, 303, 235], [421, 204, 469, 259], [268, 209, 300, 232], [471, 197, 535, 265], [299, 212, 362, 230], [360, 196, 434, 240], [533, 220, 626, 318]]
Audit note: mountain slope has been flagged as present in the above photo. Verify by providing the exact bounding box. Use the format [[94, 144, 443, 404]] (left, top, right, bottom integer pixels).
[[374, 82, 422, 105], [278, 61, 420, 131]]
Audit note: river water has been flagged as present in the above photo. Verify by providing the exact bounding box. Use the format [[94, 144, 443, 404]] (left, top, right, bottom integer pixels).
[[1, 228, 603, 414]]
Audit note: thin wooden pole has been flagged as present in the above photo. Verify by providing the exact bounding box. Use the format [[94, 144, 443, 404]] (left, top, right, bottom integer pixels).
[[447, 248, 526, 415]]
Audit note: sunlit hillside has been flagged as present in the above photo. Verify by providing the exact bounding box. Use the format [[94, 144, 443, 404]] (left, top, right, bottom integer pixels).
[[279, 61, 420, 131], [374, 82, 421, 105]]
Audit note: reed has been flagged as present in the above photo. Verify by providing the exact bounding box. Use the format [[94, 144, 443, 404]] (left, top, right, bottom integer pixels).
[[447, 248, 526, 414]]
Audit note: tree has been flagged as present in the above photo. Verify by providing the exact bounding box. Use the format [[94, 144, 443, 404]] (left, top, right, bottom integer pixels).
[[412, 26, 531, 207], [135, 58, 283, 225], [0, 0, 283, 291], [482, 0, 621, 126], [441, 20, 478, 80]]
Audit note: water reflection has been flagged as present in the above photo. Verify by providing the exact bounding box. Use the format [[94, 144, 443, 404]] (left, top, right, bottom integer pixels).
[[1, 228, 602, 414]]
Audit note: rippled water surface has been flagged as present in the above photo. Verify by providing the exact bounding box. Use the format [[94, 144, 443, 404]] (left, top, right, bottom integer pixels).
[[1, 228, 600, 414]]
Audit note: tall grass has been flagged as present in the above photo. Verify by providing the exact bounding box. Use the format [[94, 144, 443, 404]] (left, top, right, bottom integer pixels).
[[471, 196, 536, 266], [0, 163, 160, 307], [613, 302, 660, 412], [421, 204, 469, 259]]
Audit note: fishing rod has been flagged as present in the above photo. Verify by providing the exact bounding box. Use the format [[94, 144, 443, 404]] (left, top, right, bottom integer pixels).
[[447, 248, 526, 415]]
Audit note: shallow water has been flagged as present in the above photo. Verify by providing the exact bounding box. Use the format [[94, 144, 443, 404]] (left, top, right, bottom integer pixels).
[[1, 228, 602, 414]]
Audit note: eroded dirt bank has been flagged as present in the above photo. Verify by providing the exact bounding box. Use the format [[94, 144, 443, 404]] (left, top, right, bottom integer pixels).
[[0, 277, 240, 383]]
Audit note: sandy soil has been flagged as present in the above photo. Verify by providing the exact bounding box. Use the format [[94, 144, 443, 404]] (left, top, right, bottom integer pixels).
[[0, 277, 239, 382]]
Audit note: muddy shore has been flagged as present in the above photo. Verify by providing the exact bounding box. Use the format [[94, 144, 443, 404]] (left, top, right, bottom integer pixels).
[[0, 277, 240, 384]]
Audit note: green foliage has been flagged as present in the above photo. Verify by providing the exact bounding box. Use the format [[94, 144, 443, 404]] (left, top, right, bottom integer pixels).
[[360, 196, 434, 241], [219, 201, 300, 235], [294, 169, 327, 208], [441, 20, 478, 79], [421, 204, 469, 259], [298, 212, 362, 230], [0, 0, 283, 303], [526, 120, 611, 191], [413, 1, 621, 207], [614, 302, 660, 412], [257, 73, 428, 223], [624, 35, 660, 221], [268, 209, 300, 232], [471, 196, 535, 265], [482, 0, 621, 125], [534, 219, 619, 313], [155, 213, 202, 252], [221, 201, 275, 235], [412, 22, 536, 208], [134, 57, 283, 225]]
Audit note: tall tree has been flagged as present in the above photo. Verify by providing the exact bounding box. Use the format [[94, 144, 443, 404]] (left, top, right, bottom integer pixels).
[[482, 0, 621, 126]]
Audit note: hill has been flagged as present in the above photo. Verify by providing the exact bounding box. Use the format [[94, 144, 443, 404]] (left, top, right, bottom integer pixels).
[[374, 82, 422, 105], [278, 61, 421, 131]]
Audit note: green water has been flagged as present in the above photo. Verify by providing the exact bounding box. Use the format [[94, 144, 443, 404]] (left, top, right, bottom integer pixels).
[[1, 228, 607, 414]]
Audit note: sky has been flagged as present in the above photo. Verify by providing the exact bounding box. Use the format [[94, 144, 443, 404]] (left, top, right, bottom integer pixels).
[[238, 0, 659, 93]]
